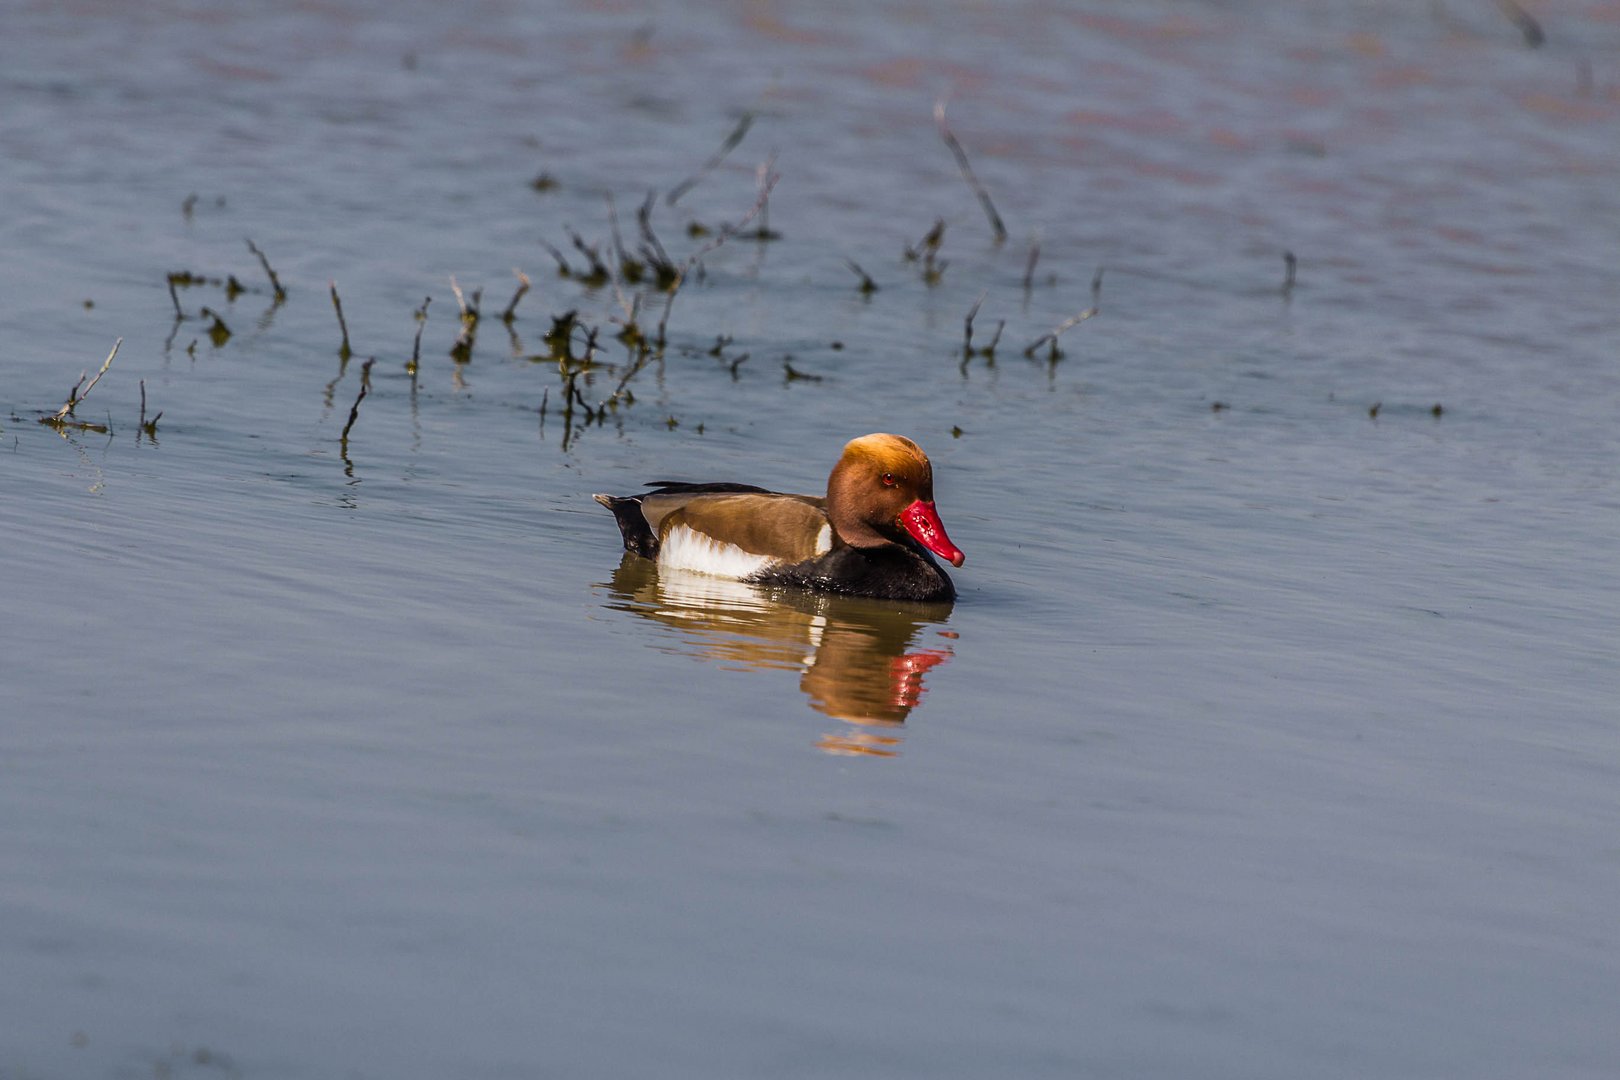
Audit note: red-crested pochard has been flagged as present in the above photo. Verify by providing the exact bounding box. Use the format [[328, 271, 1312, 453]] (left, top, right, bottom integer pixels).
[[594, 433, 966, 602]]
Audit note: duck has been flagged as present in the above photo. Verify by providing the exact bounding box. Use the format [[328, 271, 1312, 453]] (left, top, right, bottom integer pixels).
[[594, 433, 965, 602]]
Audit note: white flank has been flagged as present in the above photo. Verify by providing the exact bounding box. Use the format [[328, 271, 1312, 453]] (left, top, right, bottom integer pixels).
[[658, 525, 776, 580], [813, 524, 833, 556]]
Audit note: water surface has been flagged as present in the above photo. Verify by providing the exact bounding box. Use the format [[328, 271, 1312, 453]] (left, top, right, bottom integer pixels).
[[4, 2, 1620, 1077]]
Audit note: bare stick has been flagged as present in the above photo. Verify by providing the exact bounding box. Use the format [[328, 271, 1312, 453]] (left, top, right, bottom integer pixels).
[[1021, 233, 1041, 291], [637, 192, 677, 285], [501, 269, 531, 323], [935, 98, 1007, 243], [1281, 251, 1296, 298], [245, 239, 286, 301], [52, 338, 121, 421], [407, 296, 431, 379], [139, 379, 162, 437], [330, 281, 352, 359], [341, 358, 376, 446], [963, 289, 988, 356], [1496, 0, 1545, 47], [845, 259, 878, 294], [1023, 271, 1103, 358], [667, 112, 754, 205]]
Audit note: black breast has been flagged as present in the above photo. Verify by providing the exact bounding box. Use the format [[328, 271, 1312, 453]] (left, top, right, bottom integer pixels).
[[753, 543, 955, 603]]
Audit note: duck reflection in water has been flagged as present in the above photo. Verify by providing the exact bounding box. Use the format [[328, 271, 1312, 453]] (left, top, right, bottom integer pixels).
[[601, 555, 955, 757]]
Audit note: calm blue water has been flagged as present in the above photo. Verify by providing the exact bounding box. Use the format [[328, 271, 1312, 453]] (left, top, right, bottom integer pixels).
[[4, 2, 1619, 1077]]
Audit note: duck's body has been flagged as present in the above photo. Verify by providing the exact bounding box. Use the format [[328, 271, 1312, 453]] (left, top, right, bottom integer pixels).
[[594, 434, 965, 603]]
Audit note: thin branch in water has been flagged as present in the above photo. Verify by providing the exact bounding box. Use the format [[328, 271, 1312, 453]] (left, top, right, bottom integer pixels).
[[1281, 250, 1296, 299], [667, 112, 754, 206], [501, 269, 531, 323], [341, 358, 376, 447], [566, 230, 611, 287], [1023, 269, 1103, 360], [50, 338, 122, 421], [166, 275, 185, 319], [1496, 0, 1545, 47], [605, 193, 643, 283], [540, 240, 573, 277], [783, 359, 822, 383], [138, 379, 163, 439], [845, 259, 878, 294], [637, 192, 678, 288], [329, 281, 352, 360], [245, 238, 286, 301], [1021, 233, 1041, 291], [963, 289, 988, 356], [935, 98, 1008, 243], [407, 296, 431, 380], [736, 158, 783, 241], [448, 277, 481, 363], [904, 219, 945, 262]]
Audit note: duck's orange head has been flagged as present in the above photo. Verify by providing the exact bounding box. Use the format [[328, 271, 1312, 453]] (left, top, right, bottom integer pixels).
[[827, 433, 965, 568]]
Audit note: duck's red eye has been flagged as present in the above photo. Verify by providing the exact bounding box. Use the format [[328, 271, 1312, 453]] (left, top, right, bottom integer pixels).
[[881, 472, 896, 486]]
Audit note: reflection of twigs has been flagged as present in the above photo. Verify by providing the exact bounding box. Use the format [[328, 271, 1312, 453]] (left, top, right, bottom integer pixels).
[[245, 238, 286, 301], [656, 156, 781, 348], [935, 98, 1007, 243], [51, 339, 121, 421], [1021, 233, 1041, 291], [1281, 250, 1296, 299], [667, 112, 754, 205]]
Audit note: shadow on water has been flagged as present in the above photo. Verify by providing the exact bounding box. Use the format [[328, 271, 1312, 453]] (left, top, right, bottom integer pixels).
[[599, 554, 955, 757]]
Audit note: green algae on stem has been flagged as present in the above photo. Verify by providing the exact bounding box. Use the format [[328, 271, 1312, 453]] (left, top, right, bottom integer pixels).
[[199, 307, 233, 348], [448, 277, 482, 363], [406, 296, 431, 382]]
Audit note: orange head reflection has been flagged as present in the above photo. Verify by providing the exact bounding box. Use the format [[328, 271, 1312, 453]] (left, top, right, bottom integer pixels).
[[601, 554, 955, 755]]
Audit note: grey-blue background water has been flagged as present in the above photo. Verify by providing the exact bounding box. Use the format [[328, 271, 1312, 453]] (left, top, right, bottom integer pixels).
[[4, 1, 1619, 1077]]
